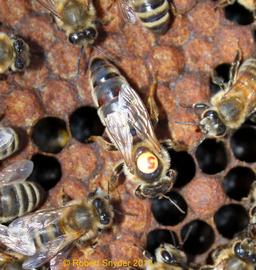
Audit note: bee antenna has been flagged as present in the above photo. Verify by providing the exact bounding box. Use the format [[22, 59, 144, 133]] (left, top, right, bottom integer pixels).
[[93, 45, 121, 62], [174, 121, 198, 126], [112, 208, 137, 217], [160, 194, 186, 214]]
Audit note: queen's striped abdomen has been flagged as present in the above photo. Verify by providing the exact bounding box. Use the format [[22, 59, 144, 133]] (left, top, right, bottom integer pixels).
[[132, 0, 170, 34], [0, 182, 44, 223], [89, 57, 126, 124], [0, 128, 19, 161]]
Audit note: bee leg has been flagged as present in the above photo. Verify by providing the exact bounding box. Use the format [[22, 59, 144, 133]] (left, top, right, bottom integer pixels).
[[109, 162, 124, 191], [89, 135, 117, 151], [147, 75, 159, 126], [160, 139, 184, 151], [215, 0, 235, 8], [227, 49, 242, 89], [211, 70, 227, 90]]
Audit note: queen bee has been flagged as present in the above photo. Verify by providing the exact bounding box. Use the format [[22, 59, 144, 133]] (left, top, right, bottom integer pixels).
[[89, 56, 177, 200]]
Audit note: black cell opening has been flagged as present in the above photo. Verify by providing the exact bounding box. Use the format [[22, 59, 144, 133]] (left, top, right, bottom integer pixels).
[[195, 139, 228, 174], [69, 106, 105, 143], [223, 166, 255, 200], [151, 191, 187, 226], [28, 153, 62, 191], [180, 220, 215, 255], [224, 2, 254, 25], [32, 117, 69, 154], [231, 126, 256, 163], [146, 229, 179, 257], [167, 149, 196, 188], [209, 63, 231, 95], [214, 204, 249, 239]]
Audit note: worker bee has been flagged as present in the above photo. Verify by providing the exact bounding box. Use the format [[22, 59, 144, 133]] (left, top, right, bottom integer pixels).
[[194, 53, 256, 137], [0, 188, 113, 269], [216, 0, 256, 13], [36, 0, 98, 46], [200, 241, 255, 270], [0, 127, 19, 161], [89, 56, 176, 200], [0, 33, 30, 74], [0, 159, 45, 223], [118, 0, 174, 34], [145, 243, 191, 270]]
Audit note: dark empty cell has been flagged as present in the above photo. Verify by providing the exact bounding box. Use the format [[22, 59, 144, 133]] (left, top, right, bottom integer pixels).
[[32, 117, 69, 154], [195, 139, 228, 174], [28, 154, 62, 191], [168, 149, 196, 188], [223, 167, 255, 200], [151, 191, 187, 226], [69, 106, 104, 143], [180, 220, 215, 255], [210, 63, 231, 95], [214, 204, 249, 239], [146, 229, 179, 256], [231, 126, 256, 163], [224, 2, 254, 25]]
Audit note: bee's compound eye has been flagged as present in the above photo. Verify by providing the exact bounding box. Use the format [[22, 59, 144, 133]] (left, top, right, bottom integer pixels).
[[68, 32, 79, 44], [84, 27, 97, 39], [137, 152, 158, 174], [14, 57, 25, 70], [13, 39, 24, 54], [161, 250, 174, 264], [234, 242, 245, 258]]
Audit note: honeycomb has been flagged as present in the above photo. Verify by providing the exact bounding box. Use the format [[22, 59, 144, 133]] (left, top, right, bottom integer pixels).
[[0, 0, 256, 269]]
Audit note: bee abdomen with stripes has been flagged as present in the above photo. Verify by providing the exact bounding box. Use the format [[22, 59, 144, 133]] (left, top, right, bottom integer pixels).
[[0, 181, 44, 223], [0, 127, 19, 161], [132, 0, 171, 34]]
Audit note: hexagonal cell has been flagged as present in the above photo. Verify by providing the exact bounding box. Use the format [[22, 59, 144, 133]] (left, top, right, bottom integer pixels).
[[146, 229, 179, 256], [180, 219, 215, 255], [230, 126, 256, 163], [168, 149, 196, 188], [214, 204, 249, 239], [28, 153, 62, 191], [209, 63, 231, 94], [224, 2, 254, 25], [223, 166, 255, 201], [195, 139, 228, 174], [32, 117, 69, 154], [69, 106, 104, 143], [151, 191, 187, 226]]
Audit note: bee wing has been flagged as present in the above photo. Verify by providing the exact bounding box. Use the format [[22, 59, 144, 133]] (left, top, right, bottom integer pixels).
[[49, 243, 75, 270], [0, 224, 36, 256], [0, 160, 34, 184], [105, 83, 161, 171], [2, 205, 75, 256], [22, 236, 76, 269], [118, 0, 137, 24], [35, 0, 62, 19]]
